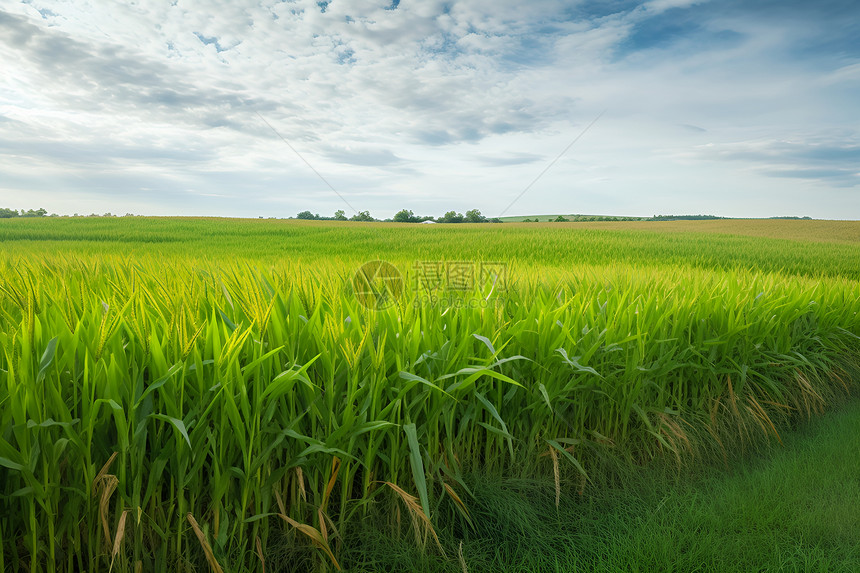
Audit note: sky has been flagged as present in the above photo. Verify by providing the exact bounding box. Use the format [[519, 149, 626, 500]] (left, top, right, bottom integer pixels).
[[1, 0, 859, 219]]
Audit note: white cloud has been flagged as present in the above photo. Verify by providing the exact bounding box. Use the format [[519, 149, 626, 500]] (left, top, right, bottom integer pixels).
[[0, 0, 858, 219]]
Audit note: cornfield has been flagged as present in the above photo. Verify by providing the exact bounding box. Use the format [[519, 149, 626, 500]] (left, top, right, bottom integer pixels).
[[1, 217, 859, 571]]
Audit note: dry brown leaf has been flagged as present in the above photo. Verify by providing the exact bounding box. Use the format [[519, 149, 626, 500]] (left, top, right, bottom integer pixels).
[[186, 512, 225, 573]]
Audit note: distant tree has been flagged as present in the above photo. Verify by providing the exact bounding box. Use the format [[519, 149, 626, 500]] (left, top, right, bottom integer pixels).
[[21, 208, 47, 217], [296, 210, 317, 220], [465, 209, 487, 223], [554, 215, 569, 222], [650, 214, 722, 221], [489, 217, 503, 223], [334, 209, 347, 221], [350, 210, 374, 222], [393, 209, 416, 223], [440, 211, 464, 223], [0, 208, 19, 218]]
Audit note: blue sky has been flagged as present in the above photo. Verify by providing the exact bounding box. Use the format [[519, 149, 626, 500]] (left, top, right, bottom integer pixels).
[[1, 0, 858, 218]]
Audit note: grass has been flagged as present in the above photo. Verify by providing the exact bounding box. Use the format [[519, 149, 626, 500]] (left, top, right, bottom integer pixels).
[[2, 217, 860, 274], [0, 217, 859, 571], [535, 218, 860, 244], [344, 399, 860, 572]]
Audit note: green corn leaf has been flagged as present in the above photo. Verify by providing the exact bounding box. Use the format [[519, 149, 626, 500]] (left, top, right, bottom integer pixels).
[[37, 336, 58, 382], [403, 423, 431, 519], [150, 414, 192, 449]]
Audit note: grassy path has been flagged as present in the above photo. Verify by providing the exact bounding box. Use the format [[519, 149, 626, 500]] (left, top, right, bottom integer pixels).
[[346, 400, 860, 572]]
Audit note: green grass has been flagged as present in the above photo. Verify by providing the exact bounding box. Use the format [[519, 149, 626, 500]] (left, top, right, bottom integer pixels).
[[1, 217, 859, 572], [345, 399, 860, 572], [2, 216, 860, 276]]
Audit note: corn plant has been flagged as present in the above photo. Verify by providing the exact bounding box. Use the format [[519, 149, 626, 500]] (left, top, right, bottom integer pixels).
[[0, 218, 859, 571]]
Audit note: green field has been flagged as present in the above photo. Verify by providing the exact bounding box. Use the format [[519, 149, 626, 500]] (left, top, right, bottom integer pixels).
[[1, 217, 859, 572]]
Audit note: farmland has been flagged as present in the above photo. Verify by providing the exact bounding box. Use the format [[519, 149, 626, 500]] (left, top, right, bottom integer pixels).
[[1, 217, 859, 572]]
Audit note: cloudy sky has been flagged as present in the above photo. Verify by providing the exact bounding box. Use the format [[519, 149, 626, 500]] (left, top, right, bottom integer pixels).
[[1, 0, 858, 219]]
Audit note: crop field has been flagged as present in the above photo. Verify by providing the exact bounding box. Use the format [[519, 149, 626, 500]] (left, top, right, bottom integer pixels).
[[1, 217, 859, 572]]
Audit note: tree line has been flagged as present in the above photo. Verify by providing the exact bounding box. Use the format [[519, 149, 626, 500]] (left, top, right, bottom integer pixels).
[[0, 209, 141, 218], [5, 207, 806, 223], [0, 208, 48, 218], [294, 208, 503, 223]]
